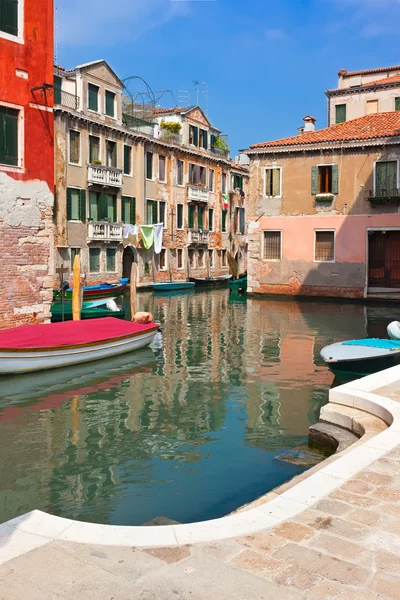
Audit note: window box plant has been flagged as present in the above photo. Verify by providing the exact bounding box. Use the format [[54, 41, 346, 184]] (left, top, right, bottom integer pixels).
[[315, 194, 334, 202], [160, 120, 182, 134], [92, 159, 102, 165]]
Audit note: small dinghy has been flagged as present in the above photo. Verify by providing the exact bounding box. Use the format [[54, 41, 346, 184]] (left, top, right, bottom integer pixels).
[[152, 281, 195, 292], [320, 321, 400, 376], [188, 274, 232, 287]]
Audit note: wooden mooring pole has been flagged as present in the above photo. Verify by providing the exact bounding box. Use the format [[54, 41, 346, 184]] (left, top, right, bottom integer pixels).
[[130, 261, 137, 320], [72, 255, 81, 321]]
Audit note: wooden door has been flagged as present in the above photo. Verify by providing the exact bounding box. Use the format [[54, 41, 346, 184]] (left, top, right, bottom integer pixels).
[[387, 232, 400, 287], [369, 231, 400, 288]]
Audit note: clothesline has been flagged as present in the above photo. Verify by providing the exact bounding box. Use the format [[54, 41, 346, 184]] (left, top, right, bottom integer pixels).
[[123, 223, 164, 254]]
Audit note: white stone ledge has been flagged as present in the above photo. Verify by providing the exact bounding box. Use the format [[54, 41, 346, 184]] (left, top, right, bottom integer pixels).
[[2, 365, 400, 558]]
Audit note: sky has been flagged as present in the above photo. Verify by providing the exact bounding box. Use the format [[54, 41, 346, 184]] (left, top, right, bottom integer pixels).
[[55, 0, 400, 155]]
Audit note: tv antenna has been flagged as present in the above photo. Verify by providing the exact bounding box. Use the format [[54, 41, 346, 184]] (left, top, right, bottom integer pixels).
[[192, 80, 209, 115]]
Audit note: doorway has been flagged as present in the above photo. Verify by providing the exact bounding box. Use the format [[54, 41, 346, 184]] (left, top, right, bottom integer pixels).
[[122, 246, 136, 279], [368, 230, 400, 288]]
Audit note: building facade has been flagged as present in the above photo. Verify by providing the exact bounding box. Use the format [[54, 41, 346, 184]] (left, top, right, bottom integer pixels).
[[246, 112, 400, 299], [53, 61, 249, 287], [0, 0, 54, 327]]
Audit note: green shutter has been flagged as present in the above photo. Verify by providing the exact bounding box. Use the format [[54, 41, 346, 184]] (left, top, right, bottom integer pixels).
[[121, 196, 126, 223], [198, 207, 203, 230], [239, 208, 245, 234], [79, 189, 86, 222], [332, 165, 339, 195], [211, 134, 216, 148], [188, 205, 195, 228], [311, 166, 318, 195], [193, 126, 199, 146], [203, 130, 208, 149], [105, 91, 115, 117], [0, 106, 18, 166], [396, 98, 400, 111], [66, 188, 72, 221], [222, 210, 226, 232], [335, 104, 346, 124], [1, 0, 18, 35], [208, 208, 213, 231], [131, 197, 136, 224], [152, 200, 158, 224], [54, 76, 62, 104], [88, 84, 98, 111], [98, 191, 107, 220], [124, 145, 131, 174]]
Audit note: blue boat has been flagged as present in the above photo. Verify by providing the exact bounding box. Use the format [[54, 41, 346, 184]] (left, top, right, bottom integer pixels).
[[152, 282, 195, 292]]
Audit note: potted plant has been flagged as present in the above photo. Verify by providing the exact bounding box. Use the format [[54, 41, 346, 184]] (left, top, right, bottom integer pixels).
[[315, 194, 334, 203], [92, 159, 102, 165]]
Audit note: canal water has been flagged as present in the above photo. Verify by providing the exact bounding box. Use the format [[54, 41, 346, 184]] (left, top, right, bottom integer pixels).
[[0, 292, 397, 526]]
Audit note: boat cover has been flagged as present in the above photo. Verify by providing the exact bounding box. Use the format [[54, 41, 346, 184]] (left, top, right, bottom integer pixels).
[[0, 318, 157, 349], [343, 339, 400, 351]]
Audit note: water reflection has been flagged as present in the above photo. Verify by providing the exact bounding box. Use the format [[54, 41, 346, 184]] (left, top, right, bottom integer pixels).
[[0, 293, 393, 526]]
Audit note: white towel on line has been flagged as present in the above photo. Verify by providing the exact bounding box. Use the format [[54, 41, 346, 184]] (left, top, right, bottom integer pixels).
[[123, 224, 139, 241], [153, 222, 164, 254]]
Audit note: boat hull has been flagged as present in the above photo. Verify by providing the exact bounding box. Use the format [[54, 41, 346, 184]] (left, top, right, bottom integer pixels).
[[0, 329, 157, 375], [152, 282, 195, 292], [320, 339, 400, 376], [188, 275, 232, 287], [51, 305, 127, 322]]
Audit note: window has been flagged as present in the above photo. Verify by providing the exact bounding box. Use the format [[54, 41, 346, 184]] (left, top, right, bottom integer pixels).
[[177, 204, 183, 229], [188, 163, 206, 185], [221, 210, 227, 232], [335, 104, 346, 124], [54, 76, 62, 105], [0, 0, 18, 37], [396, 98, 400, 112], [146, 199, 158, 225], [67, 188, 86, 221], [222, 172, 227, 194], [188, 205, 195, 229], [375, 161, 398, 195], [233, 174, 243, 190], [199, 129, 208, 149], [159, 201, 166, 227], [0, 105, 18, 166], [70, 247, 80, 270], [89, 191, 100, 221], [208, 208, 214, 232], [198, 249, 205, 268], [189, 125, 198, 146], [69, 130, 80, 164], [265, 167, 281, 197], [88, 84, 99, 112], [105, 90, 115, 117], [106, 248, 116, 272], [123, 145, 132, 175], [315, 230, 335, 262], [159, 248, 167, 270], [122, 196, 136, 224], [209, 249, 214, 268], [263, 231, 281, 260], [235, 207, 245, 234], [89, 135, 100, 164], [159, 155, 166, 182], [106, 140, 117, 167], [177, 248, 183, 269], [189, 249, 195, 268], [146, 151, 153, 179], [311, 165, 339, 195], [89, 191, 114, 222], [198, 206, 204, 230], [209, 168, 214, 191], [89, 248, 101, 272], [366, 99, 379, 115], [222, 249, 227, 267], [105, 193, 116, 221], [177, 159, 183, 185]]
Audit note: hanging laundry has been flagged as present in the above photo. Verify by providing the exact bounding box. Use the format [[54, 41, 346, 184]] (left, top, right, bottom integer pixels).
[[140, 225, 154, 250], [153, 223, 164, 254], [123, 224, 139, 242]]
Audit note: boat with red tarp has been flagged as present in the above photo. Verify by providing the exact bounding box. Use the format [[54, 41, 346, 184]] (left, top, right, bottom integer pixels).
[[0, 317, 158, 375]]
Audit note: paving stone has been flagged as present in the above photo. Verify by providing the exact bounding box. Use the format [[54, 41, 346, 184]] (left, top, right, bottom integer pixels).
[[194, 539, 243, 562], [314, 498, 352, 517], [341, 480, 375, 495], [229, 549, 284, 579], [373, 574, 400, 600], [237, 532, 288, 554], [143, 546, 191, 564], [307, 579, 346, 599], [331, 489, 381, 508], [308, 533, 366, 562], [272, 521, 315, 542], [371, 487, 400, 502], [273, 564, 322, 591], [355, 471, 394, 486], [273, 543, 370, 585], [336, 590, 383, 600], [378, 503, 400, 518], [375, 550, 400, 574], [348, 508, 381, 527]]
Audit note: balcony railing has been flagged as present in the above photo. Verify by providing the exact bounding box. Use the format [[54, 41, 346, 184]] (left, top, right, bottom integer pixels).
[[88, 221, 123, 241], [159, 130, 183, 145], [367, 189, 400, 204], [55, 90, 80, 110], [187, 185, 209, 203], [188, 229, 209, 244], [88, 165, 123, 188], [210, 146, 230, 159]]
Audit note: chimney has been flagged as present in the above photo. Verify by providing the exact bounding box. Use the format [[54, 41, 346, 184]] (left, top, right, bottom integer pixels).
[[300, 115, 317, 134]]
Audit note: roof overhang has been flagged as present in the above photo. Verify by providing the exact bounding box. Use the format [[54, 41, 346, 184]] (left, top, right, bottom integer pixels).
[[245, 136, 400, 156]]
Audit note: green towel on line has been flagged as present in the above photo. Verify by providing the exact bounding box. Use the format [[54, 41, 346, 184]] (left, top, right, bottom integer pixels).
[[140, 225, 154, 250]]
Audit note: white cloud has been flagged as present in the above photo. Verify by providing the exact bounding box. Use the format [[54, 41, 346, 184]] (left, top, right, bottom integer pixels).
[[56, 0, 189, 46]]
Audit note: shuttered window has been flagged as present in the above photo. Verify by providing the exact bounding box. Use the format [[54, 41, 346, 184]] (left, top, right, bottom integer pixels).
[[375, 161, 397, 195], [66, 188, 85, 221], [122, 196, 136, 224], [222, 249, 227, 266], [89, 248, 101, 273], [89, 135, 100, 163], [177, 159, 183, 185], [312, 165, 339, 195], [146, 199, 157, 225], [188, 205, 195, 229], [88, 84, 99, 112], [146, 151, 153, 179], [105, 193, 116, 221], [263, 231, 281, 260], [233, 174, 243, 190], [221, 210, 227, 232], [106, 140, 117, 167], [159, 201, 166, 227], [54, 76, 62, 105], [159, 155, 166, 181], [396, 98, 400, 111], [335, 104, 346, 124], [222, 173, 227, 194], [106, 248, 116, 272], [265, 168, 281, 197], [208, 208, 213, 232], [123, 145, 132, 175], [177, 248, 183, 269], [105, 91, 115, 117], [198, 206, 204, 230], [70, 248, 80, 270], [89, 191, 99, 221], [69, 130, 80, 164], [177, 204, 183, 229], [209, 168, 214, 191], [0, 0, 18, 36], [189, 125, 199, 146], [0, 105, 18, 166], [315, 231, 335, 262], [203, 130, 208, 150]]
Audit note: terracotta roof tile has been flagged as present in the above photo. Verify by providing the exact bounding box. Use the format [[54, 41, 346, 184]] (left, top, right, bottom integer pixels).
[[339, 65, 400, 77], [250, 112, 400, 150], [154, 107, 183, 115], [328, 73, 400, 93]]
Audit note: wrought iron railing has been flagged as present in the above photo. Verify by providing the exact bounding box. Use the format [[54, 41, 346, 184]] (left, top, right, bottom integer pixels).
[[55, 90, 80, 110], [367, 189, 400, 203]]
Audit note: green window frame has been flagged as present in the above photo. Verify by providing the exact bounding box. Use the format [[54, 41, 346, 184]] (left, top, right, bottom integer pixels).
[[208, 208, 213, 232], [221, 210, 227, 233], [89, 248, 101, 273], [70, 247, 80, 270], [123, 145, 132, 175], [335, 104, 346, 124], [88, 84, 99, 112], [54, 76, 62, 105], [159, 201, 166, 227], [0, 0, 18, 36], [198, 207, 204, 230], [106, 248, 116, 272], [146, 151, 153, 179], [106, 140, 117, 168], [233, 174, 243, 190], [146, 199, 158, 225], [177, 159, 183, 185], [89, 191, 99, 221], [189, 125, 199, 146], [105, 90, 115, 117], [375, 161, 398, 195], [0, 105, 18, 166], [177, 204, 183, 229], [122, 196, 136, 224], [105, 193, 116, 221], [395, 98, 400, 111], [69, 130, 80, 164], [66, 188, 86, 222], [188, 205, 195, 229], [89, 135, 100, 163]]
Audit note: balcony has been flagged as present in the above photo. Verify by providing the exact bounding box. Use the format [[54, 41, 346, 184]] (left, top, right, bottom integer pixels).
[[367, 189, 400, 205], [189, 229, 209, 245], [55, 90, 80, 111], [88, 165, 123, 188], [159, 130, 183, 145], [187, 185, 209, 203], [88, 221, 123, 241]]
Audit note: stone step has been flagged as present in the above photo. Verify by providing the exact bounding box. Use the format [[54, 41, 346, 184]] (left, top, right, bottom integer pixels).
[[320, 402, 387, 438], [309, 422, 359, 454]]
